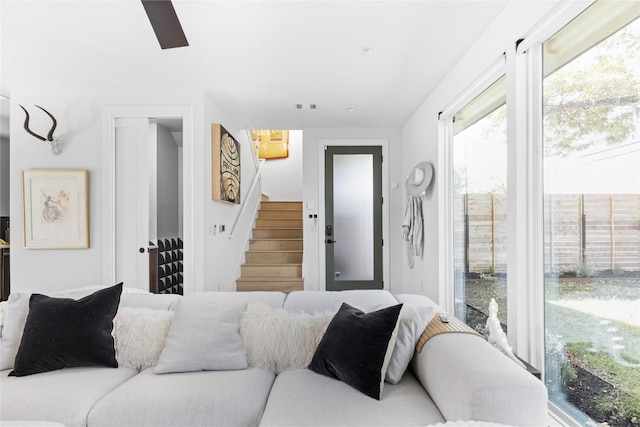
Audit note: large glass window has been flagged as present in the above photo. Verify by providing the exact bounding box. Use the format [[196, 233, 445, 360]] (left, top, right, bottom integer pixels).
[[453, 76, 508, 333], [543, 4, 640, 424]]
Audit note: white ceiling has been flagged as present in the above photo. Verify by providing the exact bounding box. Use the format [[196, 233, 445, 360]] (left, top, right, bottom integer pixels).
[[1, 0, 510, 137]]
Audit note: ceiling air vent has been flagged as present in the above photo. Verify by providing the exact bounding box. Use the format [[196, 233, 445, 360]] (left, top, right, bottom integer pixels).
[[295, 104, 318, 110]]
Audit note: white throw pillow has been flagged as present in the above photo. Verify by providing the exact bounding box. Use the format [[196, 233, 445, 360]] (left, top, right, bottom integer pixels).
[[384, 304, 435, 384], [0, 293, 31, 370], [240, 302, 335, 374], [154, 300, 248, 374], [113, 307, 174, 370]]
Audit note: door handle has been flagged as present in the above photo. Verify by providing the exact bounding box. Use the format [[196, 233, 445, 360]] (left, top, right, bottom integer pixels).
[[325, 239, 337, 244]]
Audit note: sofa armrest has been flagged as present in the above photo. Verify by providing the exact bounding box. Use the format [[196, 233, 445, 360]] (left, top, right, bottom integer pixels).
[[411, 333, 547, 426]]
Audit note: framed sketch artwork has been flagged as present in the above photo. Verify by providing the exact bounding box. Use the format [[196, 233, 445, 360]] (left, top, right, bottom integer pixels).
[[212, 124, 241, 204], [22, 169, 89, 249]]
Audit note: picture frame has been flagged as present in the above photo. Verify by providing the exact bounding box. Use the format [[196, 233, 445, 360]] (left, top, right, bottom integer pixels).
[[22, 169, 89, 249], [212, 124, 241, 204]]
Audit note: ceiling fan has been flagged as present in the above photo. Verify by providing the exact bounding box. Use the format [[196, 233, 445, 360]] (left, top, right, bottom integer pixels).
[[141, 0, 189, 49]]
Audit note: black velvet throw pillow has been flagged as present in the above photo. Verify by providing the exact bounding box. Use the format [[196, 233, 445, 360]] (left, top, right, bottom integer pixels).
[[10, 283, 123, 377], [309, 302, 403, 400]]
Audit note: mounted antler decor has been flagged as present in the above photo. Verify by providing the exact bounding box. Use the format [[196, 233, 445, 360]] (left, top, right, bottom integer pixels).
[[20, 105, 60, 155]]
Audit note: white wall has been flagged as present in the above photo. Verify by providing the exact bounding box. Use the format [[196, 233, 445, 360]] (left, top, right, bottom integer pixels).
[[400, 1, 564, 303], [156, 124, 180, 239], [7, 88, 268, 294], [5, 1, 569, 297], [8, 90, 209, 294], [0, 137, 9, 217], [260, 130, 303, 201], [301, 128, 403, 293], [202, 94, 261, 292]]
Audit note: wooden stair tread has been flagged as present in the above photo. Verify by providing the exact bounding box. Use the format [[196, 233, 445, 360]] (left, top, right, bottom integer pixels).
[[246, 250, 303, 253], [251, 237, 302, 240], [261, 201, 302, 205], [237, 200, 303, 293], [256, 228, 303, 230], [242, 263, 302, 266]]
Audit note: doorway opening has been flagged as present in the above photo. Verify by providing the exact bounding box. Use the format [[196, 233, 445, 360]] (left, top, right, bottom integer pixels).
[[148, 118, 183, 294], [236, 130, 304, 293], [102, 106, 194, 295]]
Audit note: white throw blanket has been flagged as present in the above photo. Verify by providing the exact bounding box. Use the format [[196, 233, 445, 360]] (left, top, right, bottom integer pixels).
[[402, 194, 424, 268]]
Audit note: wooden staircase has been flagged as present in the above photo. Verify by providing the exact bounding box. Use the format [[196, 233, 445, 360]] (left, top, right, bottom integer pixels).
[[236, 200, 304, 293]]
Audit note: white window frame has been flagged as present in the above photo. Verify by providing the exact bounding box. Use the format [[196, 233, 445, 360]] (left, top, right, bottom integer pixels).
[[439, 0, 595, 371], [438, 55, 506, 318], [505, 40, 545, 369], [515, 2, 640, 425], [507, 0, 602, 372], [440, 1, 640, 425]]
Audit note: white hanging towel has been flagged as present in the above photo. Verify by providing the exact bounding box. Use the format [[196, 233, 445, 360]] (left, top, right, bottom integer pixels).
[[402, 194, 424, 268]]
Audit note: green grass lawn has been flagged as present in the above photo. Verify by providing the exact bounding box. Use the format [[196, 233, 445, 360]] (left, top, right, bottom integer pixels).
[[545, 279, 640, 423], [464, 276, 640, 423]]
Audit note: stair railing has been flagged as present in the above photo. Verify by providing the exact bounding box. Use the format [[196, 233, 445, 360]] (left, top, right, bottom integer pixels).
[[228, 129, 265, 240]]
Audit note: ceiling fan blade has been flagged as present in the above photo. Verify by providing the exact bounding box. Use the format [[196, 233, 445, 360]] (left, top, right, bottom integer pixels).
[[141, 0, 189, 49]]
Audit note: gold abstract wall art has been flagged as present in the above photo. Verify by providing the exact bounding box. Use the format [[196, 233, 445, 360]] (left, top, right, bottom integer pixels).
[[212, 124, 241, 204], [250, 130, 289, 160]]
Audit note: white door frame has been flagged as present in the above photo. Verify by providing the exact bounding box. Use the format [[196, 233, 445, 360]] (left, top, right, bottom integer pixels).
[[318, 139, 390, 291], [102, 106, 196, 294]]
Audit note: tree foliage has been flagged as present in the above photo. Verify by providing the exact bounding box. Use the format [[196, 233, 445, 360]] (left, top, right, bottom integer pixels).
[[543, 21, 640, 157]]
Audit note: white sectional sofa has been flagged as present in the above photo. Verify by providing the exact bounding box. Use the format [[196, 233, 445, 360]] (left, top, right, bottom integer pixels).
[[0, 289, 548, 427]]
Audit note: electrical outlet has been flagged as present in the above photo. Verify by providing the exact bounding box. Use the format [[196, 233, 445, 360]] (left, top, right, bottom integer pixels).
[[220, 225, 226, 232]]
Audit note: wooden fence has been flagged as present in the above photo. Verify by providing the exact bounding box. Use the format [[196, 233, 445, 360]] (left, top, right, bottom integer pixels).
[[454, 194, 640, 274]]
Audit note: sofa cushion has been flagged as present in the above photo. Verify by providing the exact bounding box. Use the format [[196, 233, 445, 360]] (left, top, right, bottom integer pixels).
[[155, 300, 247, 374], [88, 367, 275, 427], [10, 283, 122, 377], [119, 293, 182, 310], [113, 307, 174, 370], [427, 422, 513, 427], [185, 291, 286, 308], [51, 285, 146, 299], [284, 289, 398, 313], [309, 303, 402, 400], [0, 366, 138, 427], [259, 368, 446, 426], [240, 302, 334, 373]]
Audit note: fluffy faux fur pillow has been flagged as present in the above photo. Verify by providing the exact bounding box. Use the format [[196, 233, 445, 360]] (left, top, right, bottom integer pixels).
[[240, 302, 335, 374], [113, 306, 174, 370]]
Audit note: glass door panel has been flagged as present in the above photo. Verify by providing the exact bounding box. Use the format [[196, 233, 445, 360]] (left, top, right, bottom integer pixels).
[[324, 146, 382, 290], [332, 154, 374, 281], [543, 9, 640, 424]]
